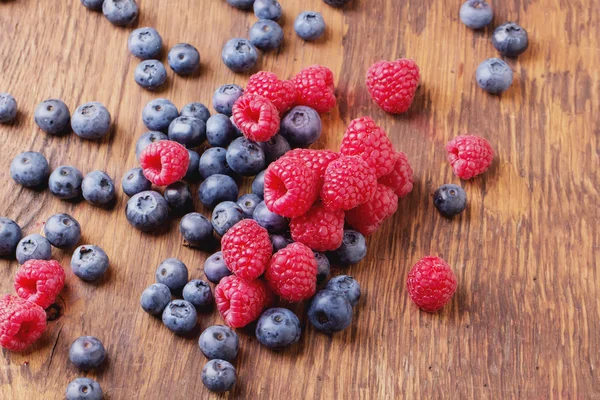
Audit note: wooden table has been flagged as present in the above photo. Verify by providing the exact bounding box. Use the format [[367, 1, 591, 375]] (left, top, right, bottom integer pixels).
[[1, 0, 598, 398]]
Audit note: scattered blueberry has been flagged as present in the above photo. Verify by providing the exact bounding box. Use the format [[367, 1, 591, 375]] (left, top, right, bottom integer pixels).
[[82, 170, 115, 207], [69, 336, 106, 370], [308, 289, 352, 334], [226, 137, 266, 176], [80, 0, 104, 11], [156, 258, 189, 292], [257, 134, 290, 164], [125, 190, 170, 232], [459, 0, 493, 29], [199, 147, 234, 179], [182, 279, 213, 309], [253, 201, 288, 233], [185, 149, 201, 181], [180, 102, 211, 123], [323, 0, 351, 7], [254, 0, 282, 21], [230, 116, 243, 136], [44, 213, 81, 249], [329, 230, 367, 265], [249, 19, 284, 51], [10, 151, 49, 188], [49, 166, 83, 200], [71, 245, 110, 281], [135, 131, 168, 160], [252, 170, 265, 198], [492, 22, 529, 57], [433, 184, 467, 217], [168, 43, 200, 75], [142, 99, 179, 133], [211, 201, 244, 236], [202, 359, 237, 392], [0, 218, 21, 257], [314, 251, 330, 284], [0, 93, 17, 123], [122, 167, 151, 196], [65, 377, 103, 400], [221, 38, 259, 73], [102, 0, 139, 26], [294, 11, 325, 41], [140, 283, 171, 315], [168, 116, 206, 148], [198, 174, 239, 209], [226, 0, 255, 10], [476, 58, 513, 94], [162, 299, 197, 334], [236, 194, 261, 218], [325, 275, 361, 306], [213, 84, 244, 116], [270, 234, 292, 252], [16, 234, 51, 264], [128, 27, 163, 59], [71, 102, 111, 140], [206, 114, 236, 147], [180, 212, 214, 248], [135, 60, 167, 90], [203, 251, 232, 283], [256, 308, 301, 350], [164, 181, 194, 215], [280, 106, 322, 148], [199, 325, 239, 361], [34, 99, 71, 135]]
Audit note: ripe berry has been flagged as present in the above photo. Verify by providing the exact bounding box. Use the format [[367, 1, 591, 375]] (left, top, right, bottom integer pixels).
[[249, 19, 284, 51], [82, 170, 115, 207], [206, 114, 236, 147], [168, 43, 201, 75], [307, 290, 352, 334], [256, 308, 301, 350], [292, 65, 336, 113], [237, 194, 262, 218], [142, 99, 178, 133], [122, 167, 151, 196], [0, 92, 17, 123], [185, 150, 201, 181], [254, 0, 282, 21], [34, 99, 71, 135], [314, 251, 331, 284], [44, 213, 81, 249], [199, 147, 234, 179], [204, 252, 232, 284], [433, 184, 467, 217], [162, 300, 197, 334], [164, 181, 194, 215], [102, 0, 138, 26], [459, 0, 493, 29], [128, 27, 163, 59], [16, 234, 51, 265], [257, 134, 291, 164], [14, 259, 65, 309], [199, 325, 239, 361], [232, 93, 280, 142], [167, 116, 206, 148], [294, 11, 326, 41], [213, 84, 244, 116], [366, 58, 420, 114], [271, 234, 293, 252], [140, 283, 171, 315], [325, 275, 361, 306], [221, 38, 259, 73], [476, 58, 513, 94], [283, 148, 340, 183], [245, 71, 296, 113], [139, 140, 190, 186], [65, 377, 103, 400], [324, 0, 351, 7], [134, 59, 167, 90], [407, 256, 457, 312], [211, 201, 245, 237], [180, 213, 214, 249], [492, 22, 529, 57], [10, 151, 50, 188], [0, 218, 21, 257], [71, 245, 110, 281], [227, 0, 254, 10], [226, 137, 267, 176], [202, 359, 237, 393], [265, 242, 317, 302], [221, 219, 272, 281], [328, 230, 367, 265], [180, 102, 211, 122], [71, 102, 111, 140], [156, 258, 189, 292], [215, 275, 273, 328], [253, 201, 289, 233], [321, 156, 377, 211], [48, 166, 84, 200], [446, 135, 494, 179], [125, 191, 170, 232], [0, 294, 46, 351], [252, 170, 266, 198], [199, 174, 239, 209], [345, 183, 398, 236], [69, 336, 106, 370], [135, 131, 168, 160], [182, 279, 213, 309], [378, 152, 414, 198], [290, 204, 344, 251], [280, 106, 322, 148]]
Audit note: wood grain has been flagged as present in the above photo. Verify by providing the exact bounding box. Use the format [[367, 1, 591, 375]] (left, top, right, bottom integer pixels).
[[1, 0, 599, 398]]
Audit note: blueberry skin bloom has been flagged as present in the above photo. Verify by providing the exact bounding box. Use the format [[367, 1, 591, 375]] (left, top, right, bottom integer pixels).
[[182, 279, 213, 308], [199, 147, 234, 179], [125, 190, 170, 232], [249, 19, 284, 52], [44, 213, 81, 249], [433, 184, 467, 217], [80, 0, 104, 11], [103, 0, 139, 27], [69, 336, 106, 370], [252, 170, 266, 198], [142, 99, 179, 133], [71, 245, 110, 281], [180, 102, 211, 123], [162, 299, 197, 334], [226, 0, 255, 10], [226, 137, 266, 176], [206, 114, 236, 147], [180, 212, 214, 248], [71, 102, 111, 140], [10, 151, 49, 188], [252, 201, 288, 233], [16, 234, 52, 264], [185, 149, 201, 181], [164, 181, 194, 215], [492, 22, 529, 57], [168, 43, 201, 75], [82, 170, 115, 206], [213, 84, 244, 116], [135, 131, 168, 160], [253, 0, 282, 21], [294, 12, 325, 41], [236, 193, 262, 218], [476, 58, 513, 94], [156, 258, 189, 292], [221, 39, 259, 73], [34, 99, 71, 135], [255, 308, 302, 350], [199, 325, 239, 361], [168, 116, 206, 148], [198, 174, 239, 209], [65, 378, 103, 400], [329, 230, 367, 265], [211, 201, 244, 237], [202, 359, 237, 392], [48, 166, 84, 200], [135, 60, 167, 90], [0, 218, 22, 257], [140, 283, 171, 315], [128, 27, 163, 59], [308, 289, 353, 334], [257, 134, 291, 164], [0, 93, 17, 123], [203, 252, 232, 284], [121, 167, 152, 196], [459, 0, 493, 30], [314, 251, 330, 284], [280, 106, 322, 148], [325, 275, 361, 306]]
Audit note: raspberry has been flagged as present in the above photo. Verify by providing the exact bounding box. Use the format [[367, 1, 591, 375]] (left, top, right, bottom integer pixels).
[[366, 58, 420, 114], [0, 294, 47, 352], [378, 151, 414, 197], [321, 156, 377, 211], [139, 140, 190, 186], [245, 71, 296, 114], [340, 117, 398, 177], [406, 256, 457, 312], [290, 204, 344, 251], [291, 65, 336, 113], [215, 275, 273, 328], [284, 148, 340, 183], [221, 220, 272, 281], [265, 243, 317, 302], [446, 135, 494, 180], [14, 259, 65, 309], [345, 183, 398, 236], [232, 93, 280, 142], [264, 156, 319, 218]]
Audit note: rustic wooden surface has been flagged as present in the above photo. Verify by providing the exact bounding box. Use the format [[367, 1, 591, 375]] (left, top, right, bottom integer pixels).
[[0, 0, 598, 398]]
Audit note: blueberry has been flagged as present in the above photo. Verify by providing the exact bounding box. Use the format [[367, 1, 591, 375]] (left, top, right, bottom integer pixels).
[[280, 106, 322, 147], [168, 116, 206, 148], [0, 218, 21, 257], [49, 166, 83, 200], [0, 93, 17, 123], [257, 134, 290, 164], [308, 289, 352, 334], [202, 359, 237, 392], [199, 147, 234, 179], [185, 149, 201, 181], [253, 0, 282, 21], [10, 151, 49, 188], [156, 258, 189, 292], [329, 230, 366, 265], [230, 116, 243, 136], [82, 170, 115, 207], [102, 0, 138, 26], [199, 174, 239, 209], [135, 60, 167, 90], [206, 114, 236, 147], [226, 137, 266, 176], [162, 300, 197, 334], [314, 251, 330, 284], [323, 0, 351, 7], [226, 0, 254, 10], [182, 279, 213, 308], [16, 234, 52, 264], [252, 170, 266, 198], [492, 22, 529, 57], [221, 39, 259, 73], [80, 0, 104, 11], [212, 84, 244, 116], [460, 0, 493, 30], [236, 194, 261, 218], [180, 102, 211, 123], [128, 27, 163, 59], [433, 184, 467, 217], [164, 181, 193, 215], [65, 378, 103, 400], [256, 308, 301, 350], [211, 201, 244, 236], [43, 213, 81, 249], [270, 234, 292, 252], [249, 20, 284, 51], [253, 201, 288, 233], [125, 190, 170, 232], [140, 283, 171, 315], [135, 131, 168, 160], [168, 43, 200, 75], [122, 167, 151, 196], [71, 102, 111, 140], [294, 11, 325, 41], [199, 325, 239, 361], [476, 58, 513, 94], [69, 336, 106, 370], [71, 245, 110, 281], [34, 99, 71, 135], [180, 212, 214, 248], [142, 99, 179, 132], [203, 251, 232, 283], [325, 275, 361, 306]]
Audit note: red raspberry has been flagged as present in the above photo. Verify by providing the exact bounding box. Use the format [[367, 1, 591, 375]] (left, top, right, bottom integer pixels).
[[14, 259, 65, 309], [446, 135, 494, 180], [284, 148, 340, 183], [139, 140, 190, 186], [264, 156, 319, 218], [265, 243, 317, 302], [366, 58, 420, 114], [232, 93, 280, 142], [0, 294, 47, 352], [406, 256, 457, 312], [215, 275, 273, 328], [221, 220, 272, 281], [378, 151, 414, 198], [289, 204, 344, 251], [345, 183, 398, 236], [340, 117, 398, 178], [291, 65, 336, 113], [245, 71, 296, 114], [321, 156, 377, 211]]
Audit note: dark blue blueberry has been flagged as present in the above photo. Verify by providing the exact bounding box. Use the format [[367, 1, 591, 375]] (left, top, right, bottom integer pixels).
[[226, 137, 266, 176], [102, 0, 138, 26], [199, 325, 239, 361], [256, 308, 301, 350], [433, 184, 467, 217], [49, 166, 83, 200], [476, 58, 513, 94], [135, 131, 168, 160], [182, 279, 213, 308], [164, 181, 193, 215], [203, 251, 231, 283], [128, 27, 163, 59], [199, 147, 233, 179], [253, 201, 288, 233], [0, 218, 21, 257], [459, 0, 493, 29], [10, 151, 49, 188], [168, 116, 206, 148], [69, 336, 106, 370], [185, 149, 201, 181], [202, 359, 237, 392], [162, 299, 197, 334], [122, 167, 151, 196], [180, 102, 211, 123], [294, 11, 325, 41], [213, 84, 244, 116], [71, 102, 111, 140], [324, 0, 351, 6], [16, 234, 51, 264], [492, 22, 529, 57], [230, 116, 243, 136], [0, 93, 17, 123], [236, 194, 261, 218], [168, 43, 200, 75], [180, 212, 214, 248], [71, 245, 110, 281], [65, 378, 103, 400], [226, 0, 254, 10], [329, 230, 366, 265], [156, 258, 189, 292], [270, 234, 292, 252], [80, 0, 104, 11], [325, 275, 361, 306], [221, 39, 259, 73], [44, 213, 81, 249], [142, 99, 179, 133], [257, 134, 290, 164], [253, 0, 282, 21], [280, 106, 322, 148], [125, 190, 170, 232], [307, 289, 352, 334], [199, 174, 239, 209], [211, 201, 244, 236], [135, 60, 167, 90], [82, 170, 115, 207], [249, 19, 284, 51], [34, 99, 71, 135], [140, 283, 171, 315], [314, 251, 330, 284], [206, 114, 236, 147], [252, 170, 265, 198]]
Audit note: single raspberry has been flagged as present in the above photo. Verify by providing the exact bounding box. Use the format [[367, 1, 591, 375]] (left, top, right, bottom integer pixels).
[[215, 275, 273, 328], [446, 135, 494, 180], [264, 156, 319, 218], [14, 259, 65, 309], [290, 204, 344, 251], [291, 65, 336, 113], [139, 140, 190, 186], [345, 183, 398, 236], [406, 256, 457, 312], [321, 156, 377, 211], [340, 117, 398, 177], [0, 294, 47, 352], [265, 242, 317, 302], [221, 220, 272, 281], [284, 148, 340, 183], [245, 71, 296, 114], [232, 93, 280, 142], [366, 58, 420, 114], [378, 152, 414, 197]]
